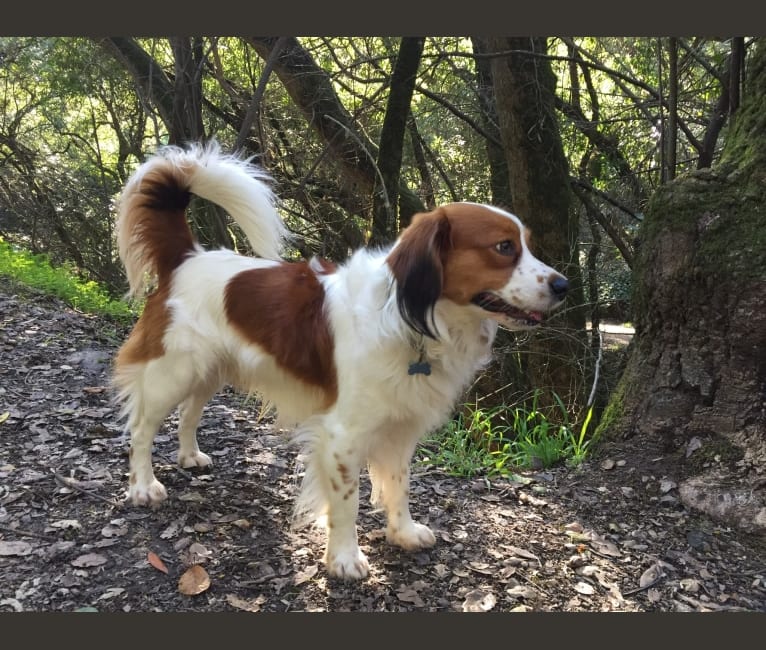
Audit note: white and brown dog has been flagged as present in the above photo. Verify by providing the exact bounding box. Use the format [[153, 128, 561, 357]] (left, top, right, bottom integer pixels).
[[113, 141, 568, 580]]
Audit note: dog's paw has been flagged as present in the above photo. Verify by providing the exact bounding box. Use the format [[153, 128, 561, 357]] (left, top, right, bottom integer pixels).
[[387, 522, 436, 551], [126, 479, 167, 507], [325, 547, 370, 581], [178, 450, 213, 469]]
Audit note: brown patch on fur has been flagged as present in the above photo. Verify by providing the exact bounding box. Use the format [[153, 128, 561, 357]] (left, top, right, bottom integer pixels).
[[129, 473, 136, 485], [437, 204, 524, 304], [337, 463, 351, 484], [115, 285, 172, 366], [330, 478, 339, 492], [224, 261, 337, 405]]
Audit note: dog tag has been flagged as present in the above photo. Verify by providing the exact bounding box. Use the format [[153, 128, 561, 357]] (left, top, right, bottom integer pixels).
[[408, 361, 432, 376]]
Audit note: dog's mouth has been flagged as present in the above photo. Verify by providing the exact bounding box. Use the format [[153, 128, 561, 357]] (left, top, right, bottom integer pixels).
[[471, 292, 544, 326]]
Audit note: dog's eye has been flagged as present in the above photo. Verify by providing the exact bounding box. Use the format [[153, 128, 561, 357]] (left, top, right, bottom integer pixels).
[[495, 240, 515, 256]]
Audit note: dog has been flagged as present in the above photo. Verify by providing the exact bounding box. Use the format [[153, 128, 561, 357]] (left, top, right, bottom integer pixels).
[[113, 141, 568, 580]]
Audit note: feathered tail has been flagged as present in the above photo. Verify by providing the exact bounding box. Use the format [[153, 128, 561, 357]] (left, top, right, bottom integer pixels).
[[116, 140, 288, 297]]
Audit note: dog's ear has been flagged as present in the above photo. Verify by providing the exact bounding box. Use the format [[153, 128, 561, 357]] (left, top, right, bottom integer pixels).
[[386, 209, 452, 339]]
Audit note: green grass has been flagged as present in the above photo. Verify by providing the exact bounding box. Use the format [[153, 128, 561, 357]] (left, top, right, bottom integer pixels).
[[418, 391, 599, 479], [0, 237, 135, 322]]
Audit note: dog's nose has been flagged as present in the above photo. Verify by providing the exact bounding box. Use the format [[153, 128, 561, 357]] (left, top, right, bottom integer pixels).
[[549, 275, 569, 301]]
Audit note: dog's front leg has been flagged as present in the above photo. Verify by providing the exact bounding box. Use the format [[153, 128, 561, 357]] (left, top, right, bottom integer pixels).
[[321, 443, 368, 580], [369, 436, 436, 551]]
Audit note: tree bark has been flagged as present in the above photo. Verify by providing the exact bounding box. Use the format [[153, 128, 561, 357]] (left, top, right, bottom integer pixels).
[[471, 37, 512, 209], [370, 37, 425, 246], [598, 39, 766, 533], [486, 36, 588, 412]]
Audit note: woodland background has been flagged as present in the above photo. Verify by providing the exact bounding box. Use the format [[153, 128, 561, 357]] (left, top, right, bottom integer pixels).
[[1, 36, 764, 535]]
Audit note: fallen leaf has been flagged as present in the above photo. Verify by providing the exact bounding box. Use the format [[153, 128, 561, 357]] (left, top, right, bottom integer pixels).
[[397, 587, 425, 607], [178, 565, 210, 596], [0, 412, 9, 424], [177, 491, 206, 503], [680, 578, 700, 593], [101, 523, 127, 538], [639, 562, 664, 588], [147, 551, 169, 574], [232, 519, 251, 530], [293, 564, 318, 586], [575, 581, 595, 595], [0, 597, 23, 612], [462, 589, 496, 612], [660, 479, 677, 493], [0, 541, 33, 556], [506, 545, 540, 563], [226, 593, 266, 612], [686, 437, 703, 458], [647, 588, 662, 603], [589, 536, 622, 558], [50, 519, 82, 530], [71, 553, 108, 568], [505, 585, 536, 599], [433, 564, 450, 579], [469, 561, 495, 575], [97, 588, 126, 601]]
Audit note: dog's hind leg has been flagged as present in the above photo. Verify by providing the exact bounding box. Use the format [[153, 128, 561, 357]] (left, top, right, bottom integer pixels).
[[368, 430, 436, 552], [123, 354, 199, 506], [176, 383, 218, 469]]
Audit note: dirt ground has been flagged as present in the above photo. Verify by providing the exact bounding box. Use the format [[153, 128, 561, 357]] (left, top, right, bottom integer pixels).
[[1, 277, 765, 613]]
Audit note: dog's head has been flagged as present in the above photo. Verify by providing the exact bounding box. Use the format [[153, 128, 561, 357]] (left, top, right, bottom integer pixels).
[[387, 203, 568, 338]]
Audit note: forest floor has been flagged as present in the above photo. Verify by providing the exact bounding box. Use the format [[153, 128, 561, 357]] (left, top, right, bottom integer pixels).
[[1, 277, 765, 613]]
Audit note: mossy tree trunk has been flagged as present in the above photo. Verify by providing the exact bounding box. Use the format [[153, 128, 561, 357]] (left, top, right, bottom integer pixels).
[[598, 39, 766, 533]]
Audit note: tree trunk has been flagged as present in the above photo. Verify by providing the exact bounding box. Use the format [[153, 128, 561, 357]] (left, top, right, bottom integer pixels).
[[598, 39, 766, 534], [486, 37, 588, 413], [370, 37, 425, 246], [470, 37, 512, 209]]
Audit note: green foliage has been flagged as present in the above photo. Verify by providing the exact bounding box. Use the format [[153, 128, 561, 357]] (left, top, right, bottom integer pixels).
[[418, 392, 599, 478], [418, 403, 515, 479], [0, 237, 135, 322]]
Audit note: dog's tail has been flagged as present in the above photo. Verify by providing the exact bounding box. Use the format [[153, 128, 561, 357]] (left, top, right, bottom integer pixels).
[[116, 140, 288, 297]]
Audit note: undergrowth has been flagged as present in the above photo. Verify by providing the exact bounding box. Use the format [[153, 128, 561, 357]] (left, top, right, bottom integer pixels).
[[418, 391, 598, 478], [0, 237, 135, 322]]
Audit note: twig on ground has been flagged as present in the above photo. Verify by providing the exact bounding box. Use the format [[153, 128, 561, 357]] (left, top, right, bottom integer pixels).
[[52, 471, 122, 508]]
